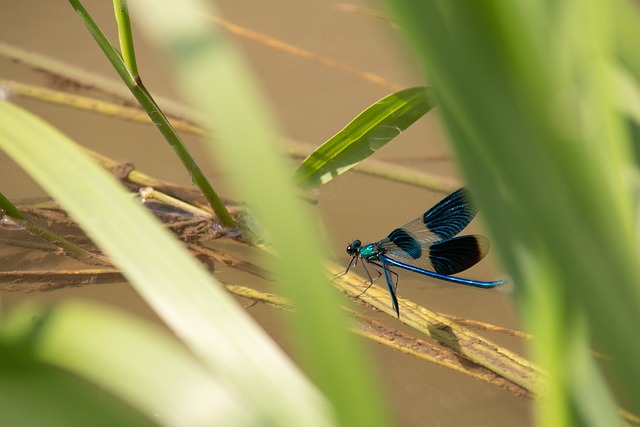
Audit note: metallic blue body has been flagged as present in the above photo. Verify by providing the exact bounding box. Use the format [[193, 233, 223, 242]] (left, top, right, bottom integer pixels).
[[346, 188, 503, 317]]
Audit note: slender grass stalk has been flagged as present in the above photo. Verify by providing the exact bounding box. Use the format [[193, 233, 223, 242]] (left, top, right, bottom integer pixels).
[[0, 190, 26, 220], [2, 77, 458, 193], [0, 269, 124, 291], [0, 191, 110, 266], [138, 187, 213, 219], [0, 41, 187, 116], [204, 14, 402, 92], [112, 0, 139, 79], [67, 0, 235, 228], [222, 284, 532, 397], [330, 262, 541, 392]]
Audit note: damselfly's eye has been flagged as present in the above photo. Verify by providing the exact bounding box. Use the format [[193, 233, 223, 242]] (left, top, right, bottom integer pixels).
[[346, 240, 361, 256]]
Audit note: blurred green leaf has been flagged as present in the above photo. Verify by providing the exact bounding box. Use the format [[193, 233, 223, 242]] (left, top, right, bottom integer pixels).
[[612, 0, 640, 81], [128, 2, 391, 426], [1, 300, 261, 427], [383, 0, 640, 425], [0, 345, 154, 427], [293, 87, 435, 190]]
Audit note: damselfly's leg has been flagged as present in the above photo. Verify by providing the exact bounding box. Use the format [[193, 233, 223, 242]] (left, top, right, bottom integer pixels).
[[333, 255, 358, 281], [369, 261, 397, 287], [335, 257, 388, 301], [353, 261, 384, 298]]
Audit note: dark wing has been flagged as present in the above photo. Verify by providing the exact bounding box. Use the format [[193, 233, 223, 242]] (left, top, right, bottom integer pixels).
[[382, 188, 478, 249], [373, 187, 479, 262], [428, 235, 490, 275], [421, 188, 477, 240], [377, 233, 490, 275]]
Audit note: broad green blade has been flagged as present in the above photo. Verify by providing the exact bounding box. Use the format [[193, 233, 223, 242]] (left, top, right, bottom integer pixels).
[[130, 2, 392, 427], [293, 86, 435, 190], [0, 301, 260, 427], [383, 0, 640, 424], [0, 100, 331, 427], [0, 358, 153, 427]]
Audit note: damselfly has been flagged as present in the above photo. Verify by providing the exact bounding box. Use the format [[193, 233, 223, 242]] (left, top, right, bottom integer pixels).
[[345, 188, 503, 317]]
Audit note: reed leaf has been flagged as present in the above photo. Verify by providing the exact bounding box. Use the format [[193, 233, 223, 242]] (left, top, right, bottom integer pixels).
[[383, 1, 640, 425], [293, 86, 435, 190]]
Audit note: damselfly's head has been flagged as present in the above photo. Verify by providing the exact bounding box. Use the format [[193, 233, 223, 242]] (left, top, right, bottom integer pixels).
[[346, 240, 362, 257]]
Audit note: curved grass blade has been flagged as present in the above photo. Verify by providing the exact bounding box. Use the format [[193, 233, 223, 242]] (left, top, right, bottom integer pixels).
[[112, 0, 139, 79], [1, 301, 261, 427], [383, 0, 640, 423], [293, 86, 435, 190]]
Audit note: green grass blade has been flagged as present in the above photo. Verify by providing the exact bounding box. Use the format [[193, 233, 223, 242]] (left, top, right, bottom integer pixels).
[[112, 0, 139, 79], [129, 2, 392, 427], [293, 86, 435, 190], [0, 100, 332, 427], [1, 301, 261, 427], [0, 190, 26, 220]]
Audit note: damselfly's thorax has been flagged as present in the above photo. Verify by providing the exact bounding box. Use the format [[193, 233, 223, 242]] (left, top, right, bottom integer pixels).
[[347, 240, 381, 262], [347, 240, 381, 269]]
